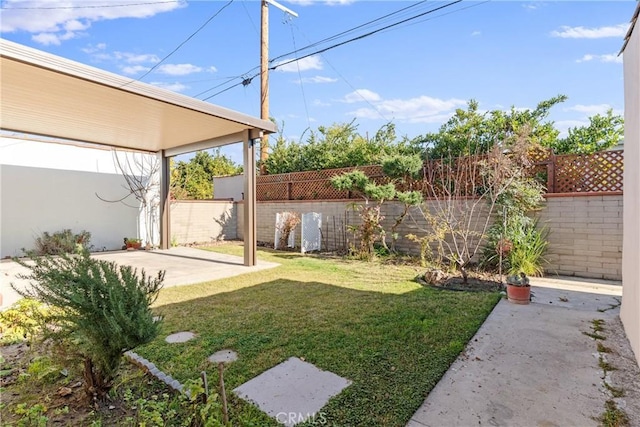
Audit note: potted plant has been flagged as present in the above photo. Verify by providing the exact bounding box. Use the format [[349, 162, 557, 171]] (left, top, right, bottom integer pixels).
[[506, 272, 531, 305], [125, 238, 142, 250]]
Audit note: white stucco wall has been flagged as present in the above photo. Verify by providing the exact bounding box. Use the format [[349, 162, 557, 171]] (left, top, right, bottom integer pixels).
[[0, 136, 158, 257], [622, 18, 640, 365], [213, 174, 244, 200]]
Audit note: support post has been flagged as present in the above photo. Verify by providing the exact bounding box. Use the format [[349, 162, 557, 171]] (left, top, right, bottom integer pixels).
[[243, 131, 257, 266], [160, 151, 171, 250], [260, 0, 269, 174]]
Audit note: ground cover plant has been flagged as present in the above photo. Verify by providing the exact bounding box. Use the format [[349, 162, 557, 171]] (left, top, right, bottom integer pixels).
[[136, 244, 500, 426]]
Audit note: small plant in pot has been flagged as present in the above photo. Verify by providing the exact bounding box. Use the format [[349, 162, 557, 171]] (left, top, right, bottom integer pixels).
[[124, 237, 142, 250], [506, 272, 531, 305]]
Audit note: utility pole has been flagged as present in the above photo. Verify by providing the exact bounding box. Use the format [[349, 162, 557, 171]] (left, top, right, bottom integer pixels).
[[260, 0, 297, 174]]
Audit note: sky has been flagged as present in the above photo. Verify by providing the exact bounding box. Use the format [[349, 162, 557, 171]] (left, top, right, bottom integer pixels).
[[0, 0, 636, 164]]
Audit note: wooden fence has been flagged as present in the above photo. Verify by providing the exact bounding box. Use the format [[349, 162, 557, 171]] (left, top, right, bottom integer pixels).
[[256, 149, 624, 201]]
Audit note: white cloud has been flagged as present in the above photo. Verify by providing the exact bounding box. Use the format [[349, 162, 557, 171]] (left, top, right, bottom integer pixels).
[[576, 53, 622, 64], [313, 99, 331, 107], [149, 81, 188, 93], [274, 55, 323, 72], [114, 51, 160, 64], [471, 31, 481, 37], [1, 0, 185, 44], [121, 65, 150, 75], [346, 92, 466, 124], [565, 104, 622, 116], [343, 89, 382, 103], [208, 66, 218, 73], [296, 75, 338, 84], [551, 23, 628, 39], [31, 33, 64, 46], [82, 43, 107, 54], [157, 63, 203, 76], [566, 104, 611, 115]]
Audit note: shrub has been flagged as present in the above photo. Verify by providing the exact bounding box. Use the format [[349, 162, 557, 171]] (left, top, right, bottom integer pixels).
[[33, 229, 92, 256], [13, 251, 164, 400], [0, 298, 50, 344]]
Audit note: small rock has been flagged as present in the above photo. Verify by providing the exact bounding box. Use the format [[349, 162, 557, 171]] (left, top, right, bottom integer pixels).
[[58, 387, 73, 397], [424, 268, 446, 284], [108, 405, 116, 410], [71, 381, 83, 388]]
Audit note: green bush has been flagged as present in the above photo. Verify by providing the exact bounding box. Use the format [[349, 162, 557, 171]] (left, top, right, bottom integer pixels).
[[0, 299, 50, 344], [14, 251, 164, 399], [33, 229, 92, 255], [506, 221, 548, 276]]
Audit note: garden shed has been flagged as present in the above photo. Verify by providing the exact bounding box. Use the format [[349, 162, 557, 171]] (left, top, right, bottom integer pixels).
[[0, 39, 275, 266]]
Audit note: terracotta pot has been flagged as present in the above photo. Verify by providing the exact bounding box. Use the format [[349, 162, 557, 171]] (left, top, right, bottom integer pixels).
[[506, 284, 531, 305], [126, 241, 142, 250]]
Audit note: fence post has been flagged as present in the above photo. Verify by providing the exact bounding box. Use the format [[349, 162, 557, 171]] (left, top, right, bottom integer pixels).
[[547, 152, 556, 193], [287, 182, 292, 200]]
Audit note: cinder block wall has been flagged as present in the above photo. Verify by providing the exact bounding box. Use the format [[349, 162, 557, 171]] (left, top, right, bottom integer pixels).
[[170, 201, 236, 244], [236, 194, 623, 280], [538, 194, 623, 280]]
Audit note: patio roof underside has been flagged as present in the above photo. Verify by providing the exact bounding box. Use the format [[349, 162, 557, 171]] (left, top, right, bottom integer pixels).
[[0, 39, 275, 154]]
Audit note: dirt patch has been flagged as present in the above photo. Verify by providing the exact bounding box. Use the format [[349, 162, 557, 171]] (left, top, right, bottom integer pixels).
[[416, 270, 505, 292], [0, 342, 172, 426]]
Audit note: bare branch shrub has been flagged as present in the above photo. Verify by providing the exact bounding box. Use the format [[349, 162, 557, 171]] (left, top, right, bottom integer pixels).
[[412, 130, 534, 283]]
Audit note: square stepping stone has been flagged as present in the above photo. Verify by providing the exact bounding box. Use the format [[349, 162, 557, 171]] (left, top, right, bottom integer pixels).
[[234, 357, 351, 426]]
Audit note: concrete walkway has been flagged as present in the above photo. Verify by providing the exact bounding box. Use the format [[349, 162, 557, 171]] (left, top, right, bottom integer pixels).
[[0, 246, 279, 309], [408, 277, 625, 427]]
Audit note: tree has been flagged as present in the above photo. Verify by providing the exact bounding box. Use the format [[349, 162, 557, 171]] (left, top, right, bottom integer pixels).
[[171, 149, 243, 200], [263, 121, 420, 174], [552, 109, 624, 154], [96, 151, 160, 248], [330, 170, 396, 260], [413, 128, 538, 283], [14, 251, 164, 401], [414, 95, 623, 158], [381, 154, 424, 253]]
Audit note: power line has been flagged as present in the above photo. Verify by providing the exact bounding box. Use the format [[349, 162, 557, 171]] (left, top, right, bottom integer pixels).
[[289, 21, 312, 129], [130, 0, 234, 84], [269, 0, 430, 64], [0, 1, 181, 10], [270, 1, 462, 72], [199, 0, 469, 101]]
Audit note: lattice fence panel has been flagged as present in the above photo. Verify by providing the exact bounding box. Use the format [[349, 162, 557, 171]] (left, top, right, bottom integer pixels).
[[256, 150, 623, 200], [554, 150, 623, 193], [256, 182, 289, 201]]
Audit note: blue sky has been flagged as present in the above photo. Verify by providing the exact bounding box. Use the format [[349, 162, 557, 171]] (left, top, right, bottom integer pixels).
[[0, 0, 635, 164]]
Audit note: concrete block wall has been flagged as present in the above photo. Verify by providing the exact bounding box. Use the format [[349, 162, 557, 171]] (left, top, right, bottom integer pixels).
[[170, 201, 236, 244], [538, 194, 623, 280], [234, 194, 623, 280]]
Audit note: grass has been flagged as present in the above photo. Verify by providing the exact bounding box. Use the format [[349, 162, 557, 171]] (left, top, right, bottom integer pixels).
[[135, 245, 501, 426], [599, 400, 630, 427]]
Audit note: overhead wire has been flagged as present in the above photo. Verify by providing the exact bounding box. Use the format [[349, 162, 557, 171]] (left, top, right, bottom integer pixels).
[[199, 0, 471, 101], [269, 1, 462, 72], [0, 1, 181, 10], [288, 19, 312, 129]]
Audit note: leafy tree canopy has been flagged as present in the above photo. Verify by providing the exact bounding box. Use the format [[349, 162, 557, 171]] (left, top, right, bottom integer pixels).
[[171, 149, 242, 200], [263, 121, 420, 174], [413, 95, 623, 158]]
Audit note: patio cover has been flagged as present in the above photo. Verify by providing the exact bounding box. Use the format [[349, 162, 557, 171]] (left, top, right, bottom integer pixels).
[[0, 38, 276, 266]]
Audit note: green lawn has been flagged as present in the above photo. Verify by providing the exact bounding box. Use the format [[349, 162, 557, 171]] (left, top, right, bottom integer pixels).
[[137, 245, 500, 426]]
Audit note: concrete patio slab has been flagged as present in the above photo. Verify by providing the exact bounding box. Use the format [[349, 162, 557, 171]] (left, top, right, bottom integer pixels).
[[234, 357, 351, 427], [0, 246, 279, 310], [407, 285, 626, 427]]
